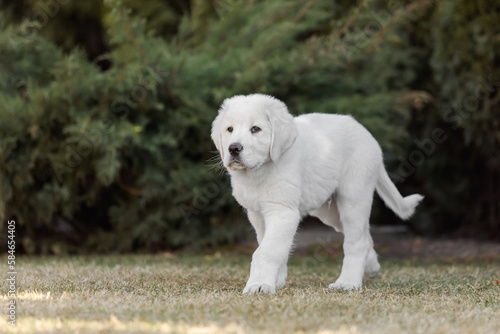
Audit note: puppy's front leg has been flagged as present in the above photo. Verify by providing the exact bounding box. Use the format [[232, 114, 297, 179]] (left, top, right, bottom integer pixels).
[[243, 208, 300, 294], [247, 211, 265, 244]]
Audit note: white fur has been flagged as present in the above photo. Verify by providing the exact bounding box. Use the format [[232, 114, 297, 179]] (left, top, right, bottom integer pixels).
[[211, 94, 423, 293]]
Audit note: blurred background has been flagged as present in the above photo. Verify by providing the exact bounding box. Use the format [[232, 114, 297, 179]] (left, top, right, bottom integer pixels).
[[0, 0, 498, 254]]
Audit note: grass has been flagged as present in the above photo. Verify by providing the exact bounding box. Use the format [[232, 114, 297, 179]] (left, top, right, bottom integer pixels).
[[1, 251, 499, 333]]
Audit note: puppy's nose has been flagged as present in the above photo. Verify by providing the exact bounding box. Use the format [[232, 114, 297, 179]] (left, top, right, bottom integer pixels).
[[229, 143, 243, 156]]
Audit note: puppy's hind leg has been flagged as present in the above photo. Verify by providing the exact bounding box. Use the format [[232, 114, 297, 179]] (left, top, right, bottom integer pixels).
[[364, 231, 380, 278], [311, 200, 380, 281], [329, 193, 373, 290]]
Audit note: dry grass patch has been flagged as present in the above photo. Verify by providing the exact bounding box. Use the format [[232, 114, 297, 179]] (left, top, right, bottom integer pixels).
[[1, 253, 499, 333]]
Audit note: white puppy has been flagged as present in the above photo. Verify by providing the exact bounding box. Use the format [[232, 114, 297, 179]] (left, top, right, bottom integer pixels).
[[211, 94, 423, 293]]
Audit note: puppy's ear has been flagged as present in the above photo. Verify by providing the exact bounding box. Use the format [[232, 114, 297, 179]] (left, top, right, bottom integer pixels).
[[265, 96, 298, 162], [211, 99, 230, 160]]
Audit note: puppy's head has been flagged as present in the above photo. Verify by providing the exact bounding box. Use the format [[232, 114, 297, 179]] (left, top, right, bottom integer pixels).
[[211, 94, 297, 172]]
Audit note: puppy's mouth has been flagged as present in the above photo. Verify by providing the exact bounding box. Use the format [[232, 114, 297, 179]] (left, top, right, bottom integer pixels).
[[228, 157, 248, 170]]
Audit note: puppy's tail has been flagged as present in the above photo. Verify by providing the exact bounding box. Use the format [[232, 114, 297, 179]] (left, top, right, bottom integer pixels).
[[376, 166, 424, 220]]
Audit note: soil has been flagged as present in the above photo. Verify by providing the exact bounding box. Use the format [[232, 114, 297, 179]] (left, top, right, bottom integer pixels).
[[293, 221, 500, 261]]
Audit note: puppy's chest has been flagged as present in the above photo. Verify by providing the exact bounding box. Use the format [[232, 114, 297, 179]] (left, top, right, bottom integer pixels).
[[231, 181, 262, 212]]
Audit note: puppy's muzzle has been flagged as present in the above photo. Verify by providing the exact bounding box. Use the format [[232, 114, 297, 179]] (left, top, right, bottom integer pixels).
[[229, 142, 243, 156]]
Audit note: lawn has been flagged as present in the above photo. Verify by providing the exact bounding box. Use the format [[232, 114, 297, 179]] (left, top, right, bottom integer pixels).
[[1, 251, 499, 333]]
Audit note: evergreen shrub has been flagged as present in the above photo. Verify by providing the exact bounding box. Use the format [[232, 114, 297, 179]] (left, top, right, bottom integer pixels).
[[1, 0, 499, 253]]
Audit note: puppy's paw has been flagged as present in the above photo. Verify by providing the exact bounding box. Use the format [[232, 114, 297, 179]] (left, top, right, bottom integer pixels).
[[276, 265, 287, 289], [275, 277, 287, 289], [365, 250, 380, 279], [328, 280, 362, 291], [365, 261, 381, 279], [243, 283, 276, 294]]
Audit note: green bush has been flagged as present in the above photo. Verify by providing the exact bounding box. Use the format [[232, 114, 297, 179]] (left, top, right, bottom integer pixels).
[[0, 9, 244, 253], [1, 0, 499, 253]]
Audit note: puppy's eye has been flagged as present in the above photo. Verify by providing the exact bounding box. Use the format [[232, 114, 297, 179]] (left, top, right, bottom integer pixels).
[[251, 126, 261, 134], [227, 126, 233, 133]]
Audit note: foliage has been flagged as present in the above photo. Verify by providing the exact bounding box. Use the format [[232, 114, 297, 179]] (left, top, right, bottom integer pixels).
[[0, 7, 241, 253], [0, 0, 499, 253], [418, 0, 500, 235]]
